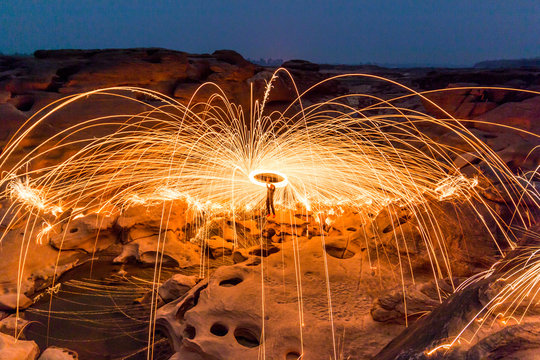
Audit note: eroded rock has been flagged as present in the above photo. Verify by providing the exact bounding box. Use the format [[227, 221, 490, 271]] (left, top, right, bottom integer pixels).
[[0, 315, 30, 339], [371, 279, 460, 324], [158, 274, 198, 303], [38, 346, 78, 360], [464, 322, 540, 360], [0, 294, 33, 311], [49, 214, 117, 253], [117, 201, 187, 231], [0, 332, 39, 360], [127, 227, 200, 268], [113, 243, 140, 264], [157, 234, 405, 360]]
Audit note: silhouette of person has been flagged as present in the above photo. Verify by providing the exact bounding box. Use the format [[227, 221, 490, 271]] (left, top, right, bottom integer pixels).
[[266, 181, 276, 217]]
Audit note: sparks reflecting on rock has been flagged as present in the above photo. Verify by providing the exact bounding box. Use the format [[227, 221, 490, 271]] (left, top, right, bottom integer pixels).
[[0, 70, 538, 359]]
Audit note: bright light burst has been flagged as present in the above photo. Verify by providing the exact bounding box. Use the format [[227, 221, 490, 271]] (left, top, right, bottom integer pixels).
[[0, 69, 538, 356], [0, 72, 507, 227]]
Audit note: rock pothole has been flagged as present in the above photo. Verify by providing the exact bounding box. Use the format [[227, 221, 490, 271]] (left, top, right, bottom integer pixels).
[[210, 323, 228, 337], [219, 277, 243, 287], [234, 327, 260, 348]]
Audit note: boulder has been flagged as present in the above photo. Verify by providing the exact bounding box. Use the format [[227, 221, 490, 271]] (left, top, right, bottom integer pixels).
[[212, 50, 252, 67], [464, 323, 540, 360], [370, 200, 502, 278], [207, 236, 234, 258], [421, 82, 538, 122], [113, 243, 140, 264], [0, 294, 32, 311], [371, 279, 459, 324], [0, 315, 30, 339], [0, 332, 39, 360], [248, 71, 296, 104], [475, 95, 540, 134], [38, 346, 78, 360], [126, 226, 200, 268], [0, 228, 83, 298], [158, 274, 198, 303], [116, 201, 187, 231], [54, 49, 189, 94], [49, 214, 117, 253], [374, 242, 540, 360]]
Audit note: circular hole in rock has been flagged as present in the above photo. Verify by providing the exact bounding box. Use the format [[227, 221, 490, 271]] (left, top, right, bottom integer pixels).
[[69, 227, 79, 233], [11, 95, 35, 112], [219, 277, 243, 287], [210, 323, 228, 337], [183, 325, 196, 339], [234, 327, 260, 348], [325, 245, 355, 259], [286, 351, 302, 360]]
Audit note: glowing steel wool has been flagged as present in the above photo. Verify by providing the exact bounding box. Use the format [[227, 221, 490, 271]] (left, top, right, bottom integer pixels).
[[249, 169, 288, 188]]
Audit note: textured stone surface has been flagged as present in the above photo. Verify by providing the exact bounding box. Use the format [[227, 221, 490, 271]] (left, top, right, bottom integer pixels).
[[38, 346, 78, 360], [134, 230, 199, 267], [157, 232, 407, 359], [0, 227, 82, 297], [49, 214, 117, 253], [0, 49, 539, 359], [0, 315, 30, 339], [0, 294, 32, 311], [158, 274, 198, 303], [464, 323, 540, 360], [0, 332, 39, 360]]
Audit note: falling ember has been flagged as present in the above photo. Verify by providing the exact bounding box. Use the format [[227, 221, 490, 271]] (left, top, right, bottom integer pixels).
[[36, 222, 54, 245], [425, 343, 454, 356], [0, 69, 537, 359], [0, 74, 502, 231]]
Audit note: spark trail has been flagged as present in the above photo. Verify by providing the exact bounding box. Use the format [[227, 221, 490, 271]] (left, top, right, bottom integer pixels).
[[0, 70, 538, 358]]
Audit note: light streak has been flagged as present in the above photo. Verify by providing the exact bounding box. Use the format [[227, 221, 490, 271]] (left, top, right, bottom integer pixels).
[[425, 343, 453, 356], [36, 222, 54, 245], [426, 242, 540, 355], [0, 76, 502, 231], [0, 71, 537, 358]]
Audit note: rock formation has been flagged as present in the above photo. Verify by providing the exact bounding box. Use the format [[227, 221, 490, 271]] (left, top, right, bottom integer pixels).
[[0, 48, 538, 359]]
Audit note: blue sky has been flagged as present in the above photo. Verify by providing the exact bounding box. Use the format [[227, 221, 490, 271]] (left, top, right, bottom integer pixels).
[[1, 0, 539, 66]]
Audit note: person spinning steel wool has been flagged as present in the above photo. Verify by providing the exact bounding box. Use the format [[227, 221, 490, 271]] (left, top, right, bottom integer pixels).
[[266, 181, 276, 217]]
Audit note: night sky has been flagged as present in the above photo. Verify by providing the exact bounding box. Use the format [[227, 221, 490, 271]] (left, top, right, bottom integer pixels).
[[1, 0, 539, 66]]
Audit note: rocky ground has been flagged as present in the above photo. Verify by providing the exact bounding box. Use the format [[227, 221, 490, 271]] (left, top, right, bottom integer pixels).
[[0, 48, 539, 359]]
